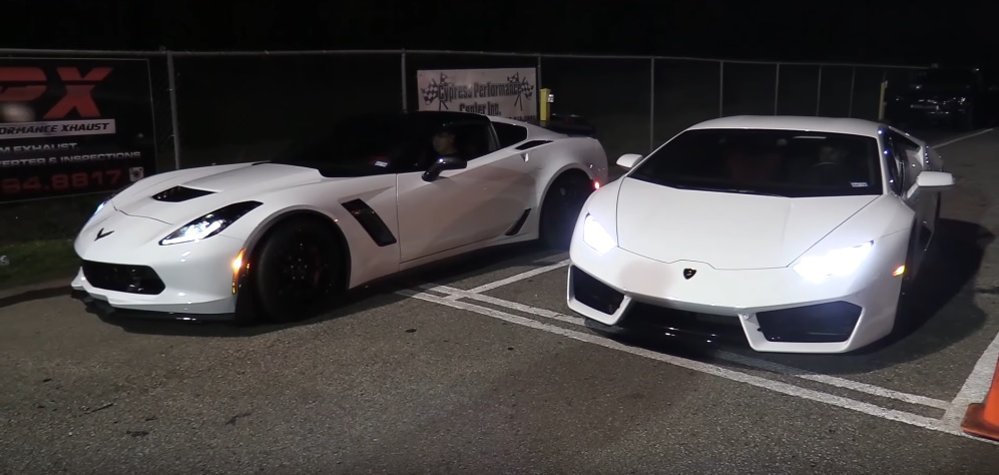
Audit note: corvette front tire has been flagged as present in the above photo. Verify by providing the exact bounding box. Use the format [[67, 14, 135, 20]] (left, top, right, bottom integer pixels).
[[253, 218, 342, 323]]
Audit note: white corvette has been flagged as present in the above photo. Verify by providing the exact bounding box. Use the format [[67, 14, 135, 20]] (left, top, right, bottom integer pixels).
[[567, 116, 954, 353], [71, 111, 608, 322]]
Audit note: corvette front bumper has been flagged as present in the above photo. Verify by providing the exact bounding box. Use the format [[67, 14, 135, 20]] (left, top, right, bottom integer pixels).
[[71, 211, 244, 316], [566, 234, 909, 354]]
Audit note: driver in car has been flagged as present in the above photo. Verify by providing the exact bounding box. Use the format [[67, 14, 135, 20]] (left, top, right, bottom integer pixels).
[[432, 128, 460, 158]]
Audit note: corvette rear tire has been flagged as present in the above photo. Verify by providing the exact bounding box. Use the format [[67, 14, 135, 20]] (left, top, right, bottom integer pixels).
[[253, 218, 342, 323], [539, 173, 592, 249]]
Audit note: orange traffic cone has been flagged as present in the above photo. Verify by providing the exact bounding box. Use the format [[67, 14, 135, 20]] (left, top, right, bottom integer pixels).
[[962, 354, 999, 441]]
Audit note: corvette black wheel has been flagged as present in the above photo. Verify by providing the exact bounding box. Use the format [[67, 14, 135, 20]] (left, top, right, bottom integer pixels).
[[253, 218, 342, 323]]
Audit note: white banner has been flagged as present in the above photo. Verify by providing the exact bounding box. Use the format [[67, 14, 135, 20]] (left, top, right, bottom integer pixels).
[[416, 68, 537, 121]]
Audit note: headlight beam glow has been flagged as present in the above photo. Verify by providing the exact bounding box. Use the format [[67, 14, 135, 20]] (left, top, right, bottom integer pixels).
[[582, 214, 616, 254], [793, 241, 874, 283]]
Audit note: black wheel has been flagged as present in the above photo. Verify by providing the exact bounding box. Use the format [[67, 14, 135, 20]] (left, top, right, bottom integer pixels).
[[891, 226, 920, 335], [252, 218, 344, 323], [901, 222, 921, 291], [539, 173, 592, 249]]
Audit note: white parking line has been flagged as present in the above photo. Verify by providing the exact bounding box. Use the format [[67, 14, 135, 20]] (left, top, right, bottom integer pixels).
[[426, 283, 951, 411], [932, 128, 996, 148], [941, 328, 999, 431], [398, 289, 975, 440], [435, 259, 570, 299], [714, 350, 951, 411]]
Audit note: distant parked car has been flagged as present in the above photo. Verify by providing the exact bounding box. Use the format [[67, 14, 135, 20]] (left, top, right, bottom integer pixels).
[[886, 66, 999, 130], [71, 111, 608, 323], [567, 116, 953, 354]]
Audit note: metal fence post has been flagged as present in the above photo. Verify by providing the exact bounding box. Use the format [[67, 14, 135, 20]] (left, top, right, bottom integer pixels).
[[536, 53, 542, 89], [166, 52, 181, 170], [718, 61, 725, 117], [815, 65, 823, 116], [400, 50, 408, 113], [847, 66, 856, 117], [649, 57, 655, 152], [773, 63, 780, 115], [878, 68, 889, 121]]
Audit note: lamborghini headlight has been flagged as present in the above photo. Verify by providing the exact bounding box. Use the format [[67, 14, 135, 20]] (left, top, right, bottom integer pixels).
[[159, 201, 262, 246], [582, 214, 616, 254], [793, 241, 874, 283]]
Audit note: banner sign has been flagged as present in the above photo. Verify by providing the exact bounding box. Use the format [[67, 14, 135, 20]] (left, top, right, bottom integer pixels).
[[0, 58, 156, 202], [417, 67, 537, 121]]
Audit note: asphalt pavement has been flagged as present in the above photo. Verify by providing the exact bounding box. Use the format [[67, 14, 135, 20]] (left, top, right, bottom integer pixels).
[[2, 126, 999, 474]]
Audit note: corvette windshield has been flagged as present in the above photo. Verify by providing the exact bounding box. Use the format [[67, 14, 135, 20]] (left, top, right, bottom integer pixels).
[[629, 129, 883, 198], [272, 115, 427, 176]]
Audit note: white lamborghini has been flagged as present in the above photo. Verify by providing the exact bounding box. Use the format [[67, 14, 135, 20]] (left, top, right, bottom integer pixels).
[[567, 116, 954, 353], [71, 111, 608, 322]]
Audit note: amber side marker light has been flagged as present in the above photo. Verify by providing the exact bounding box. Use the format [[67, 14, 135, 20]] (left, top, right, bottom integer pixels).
[[231, 249, 248, 294]]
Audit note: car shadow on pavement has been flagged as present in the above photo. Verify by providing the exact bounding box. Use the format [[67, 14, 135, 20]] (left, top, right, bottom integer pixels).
[[590, 218, 996, 374], [86, 241, 566, 338], [0, 286, 71, 309]]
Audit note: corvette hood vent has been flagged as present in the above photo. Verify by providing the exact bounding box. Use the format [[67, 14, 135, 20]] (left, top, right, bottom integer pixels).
[[152, 186, 215, 202]]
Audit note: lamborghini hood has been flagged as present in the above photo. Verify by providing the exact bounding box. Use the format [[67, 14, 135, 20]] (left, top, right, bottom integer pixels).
[[615, 177, 879, 270], [113, 162, 325, 225]]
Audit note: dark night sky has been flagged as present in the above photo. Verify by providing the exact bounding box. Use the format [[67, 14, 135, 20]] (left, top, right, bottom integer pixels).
[[2, 0, 996, 66]]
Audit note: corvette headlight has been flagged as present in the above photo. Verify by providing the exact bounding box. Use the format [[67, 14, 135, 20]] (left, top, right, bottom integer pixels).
[[159, 201, 262, 246], [582, 214, 616, 254], [94, 199, 108, 215], [84, 190, 120, 226], [793, 241, 874, 283]]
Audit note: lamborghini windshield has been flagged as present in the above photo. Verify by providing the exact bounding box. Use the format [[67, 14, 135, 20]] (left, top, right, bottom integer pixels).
[[629, 128, 883, 198]]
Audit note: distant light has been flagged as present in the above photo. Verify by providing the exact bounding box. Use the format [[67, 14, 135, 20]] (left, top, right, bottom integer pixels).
[[892, 265, 906, 277], [593, 181, 601, 190]]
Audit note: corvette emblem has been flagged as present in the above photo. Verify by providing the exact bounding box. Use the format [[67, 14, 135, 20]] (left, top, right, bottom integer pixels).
[[95, 228, 114, 241], [683, 268, 696, 279]]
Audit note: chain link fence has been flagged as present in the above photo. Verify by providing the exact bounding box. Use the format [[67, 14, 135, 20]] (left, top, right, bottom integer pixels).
[[0, 47, 923, 175], [0, 48, 922, 249]]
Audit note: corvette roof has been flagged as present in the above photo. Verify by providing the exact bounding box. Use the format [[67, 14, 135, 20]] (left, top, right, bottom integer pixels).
[[688, 115, 885, 138]]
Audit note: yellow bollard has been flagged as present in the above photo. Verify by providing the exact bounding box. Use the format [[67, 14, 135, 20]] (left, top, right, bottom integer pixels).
[[539, 88, 552, 124]]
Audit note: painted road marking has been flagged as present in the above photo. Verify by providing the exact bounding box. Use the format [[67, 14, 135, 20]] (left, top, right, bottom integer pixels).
[[402, 248, 999, 444], [433, 259, 571, 300], [400, 289, 998, 443], [932, 128, 995, 148], [941, 327, 999, 432], [425, 283, 951, 411]]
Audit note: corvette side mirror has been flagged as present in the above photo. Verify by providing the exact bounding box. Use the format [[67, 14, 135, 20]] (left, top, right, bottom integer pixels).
[[616, 153, 643, 170], [422, 156, 467, 182]]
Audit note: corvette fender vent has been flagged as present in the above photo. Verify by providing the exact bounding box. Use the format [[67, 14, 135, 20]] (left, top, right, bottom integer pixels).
[[341, 199, 397, 247], [505, 209, 531, 235], [152, 186, 215, 202]]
